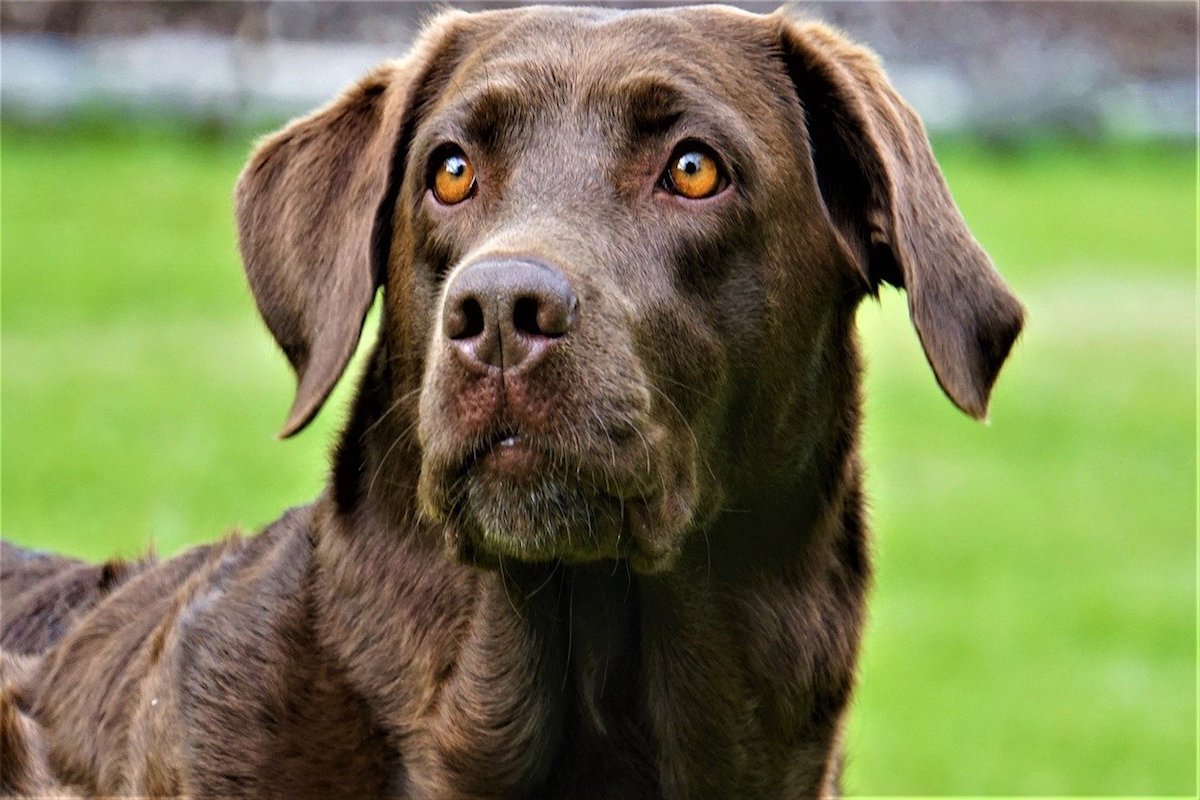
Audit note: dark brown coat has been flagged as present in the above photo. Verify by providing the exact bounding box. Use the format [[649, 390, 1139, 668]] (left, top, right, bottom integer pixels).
[[0, 6, 1023, 798]]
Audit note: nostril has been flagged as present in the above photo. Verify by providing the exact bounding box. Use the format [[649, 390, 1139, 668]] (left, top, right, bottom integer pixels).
[[513, 295, 573, 339], [449, 297, 485, 340], [512, 296, 542, 337], [512, 293, 574, 339], [540, 294, 576, 337]]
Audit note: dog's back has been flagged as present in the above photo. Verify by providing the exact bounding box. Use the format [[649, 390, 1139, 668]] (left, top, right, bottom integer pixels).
[[1, 542, 154, 656]]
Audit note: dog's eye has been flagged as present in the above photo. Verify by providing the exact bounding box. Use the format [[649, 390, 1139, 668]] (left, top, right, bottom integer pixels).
[[432, 149, 476, 205], [662, 146, 725, 200]]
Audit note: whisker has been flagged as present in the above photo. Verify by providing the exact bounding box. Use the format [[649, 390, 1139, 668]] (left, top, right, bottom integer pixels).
[[366, 431, 411, 499], [497, 553, 524, 621], [641, 366, 718, 403], [526, 559, 561, 599], [562, 572, 576, 691], [360, 385, 424, 440], [647, 382, 719, 489]]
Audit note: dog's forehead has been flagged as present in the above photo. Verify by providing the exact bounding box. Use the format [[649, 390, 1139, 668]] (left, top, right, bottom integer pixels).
[[440, 5, 778, 111]]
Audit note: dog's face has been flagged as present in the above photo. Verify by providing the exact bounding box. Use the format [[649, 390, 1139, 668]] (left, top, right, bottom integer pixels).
[[409, 9, 846, 570], [235, 7, 1023, 572]]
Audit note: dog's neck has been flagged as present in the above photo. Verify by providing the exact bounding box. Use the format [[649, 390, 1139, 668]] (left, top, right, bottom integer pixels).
[[309, 342, 866, 798]]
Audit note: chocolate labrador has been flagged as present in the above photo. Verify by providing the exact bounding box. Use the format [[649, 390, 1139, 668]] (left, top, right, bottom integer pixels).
[[0, 5, 1023, 798]]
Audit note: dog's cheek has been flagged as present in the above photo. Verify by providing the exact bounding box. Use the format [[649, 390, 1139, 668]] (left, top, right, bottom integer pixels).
[[638, 303, 728, 417], [633, 303, 729, 482], [415, 350, 464, 520], [633, 426, 706, 572], [405, 239, 479, 519]]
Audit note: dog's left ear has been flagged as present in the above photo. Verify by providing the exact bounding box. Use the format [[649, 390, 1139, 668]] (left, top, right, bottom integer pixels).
[[236, 12, 466, 437], [775, 15, 1025, 419]]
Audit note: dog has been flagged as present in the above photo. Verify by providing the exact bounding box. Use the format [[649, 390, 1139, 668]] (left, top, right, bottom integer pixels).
[[0, 5, 1023, 798]]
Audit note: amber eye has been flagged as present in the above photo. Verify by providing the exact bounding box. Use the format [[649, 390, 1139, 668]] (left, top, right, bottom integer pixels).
[[432, 149, 476, 205], [663, 146, 724, 199]]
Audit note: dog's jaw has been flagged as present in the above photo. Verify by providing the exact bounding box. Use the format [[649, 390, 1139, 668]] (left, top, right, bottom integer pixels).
[[415, 424, 699, 574]]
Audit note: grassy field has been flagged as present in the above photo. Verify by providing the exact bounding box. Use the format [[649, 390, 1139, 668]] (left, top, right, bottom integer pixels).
[[1, 122, 1195, 795]]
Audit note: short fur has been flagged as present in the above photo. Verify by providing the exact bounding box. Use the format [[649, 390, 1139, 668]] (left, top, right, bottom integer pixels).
[[0, 6, 1022, 798]]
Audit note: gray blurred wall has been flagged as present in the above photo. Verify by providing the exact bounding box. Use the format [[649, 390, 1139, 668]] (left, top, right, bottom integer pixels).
[[1, 0, 1195, 139]]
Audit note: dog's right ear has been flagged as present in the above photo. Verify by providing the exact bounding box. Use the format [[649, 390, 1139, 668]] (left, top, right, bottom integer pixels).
[[235, 12, 465, 438]]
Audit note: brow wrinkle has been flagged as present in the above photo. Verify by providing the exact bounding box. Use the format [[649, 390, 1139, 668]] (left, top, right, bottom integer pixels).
[[461, 83, 529, 151], [612, 76, 687, 136]]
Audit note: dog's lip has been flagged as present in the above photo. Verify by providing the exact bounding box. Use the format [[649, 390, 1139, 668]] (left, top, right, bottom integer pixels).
[[448, 429, 643, 496], [475, 431, 541, 476], [436, 423, 658, 502]]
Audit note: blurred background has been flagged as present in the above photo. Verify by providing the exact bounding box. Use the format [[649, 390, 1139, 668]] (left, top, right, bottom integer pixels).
[[1, 0, 1195, 794]]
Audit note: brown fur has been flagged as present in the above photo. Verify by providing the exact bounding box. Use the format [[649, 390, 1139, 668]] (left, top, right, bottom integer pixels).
[[0, 6, 1022, 798]]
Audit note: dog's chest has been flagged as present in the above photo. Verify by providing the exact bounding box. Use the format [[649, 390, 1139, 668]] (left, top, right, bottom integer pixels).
[[388, 564, 783, 800], [392, 565, 659, 798]]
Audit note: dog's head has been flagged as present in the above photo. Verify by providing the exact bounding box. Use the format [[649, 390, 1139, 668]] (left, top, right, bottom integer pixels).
[[235, 7, 1023, 572]]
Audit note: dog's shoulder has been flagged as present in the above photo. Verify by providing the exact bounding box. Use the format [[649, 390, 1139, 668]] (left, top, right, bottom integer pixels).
[[6, 507, 332, 796], [1, 540, 154, 656], [0, 510, 355, 796], [28, 503, 320, 700]]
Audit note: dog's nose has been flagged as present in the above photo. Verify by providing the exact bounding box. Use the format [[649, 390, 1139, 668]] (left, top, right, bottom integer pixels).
[[442, 259, 578, 370]]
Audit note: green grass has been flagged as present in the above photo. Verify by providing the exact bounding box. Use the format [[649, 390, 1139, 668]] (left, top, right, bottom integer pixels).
[[2, 124, 1195, 796]]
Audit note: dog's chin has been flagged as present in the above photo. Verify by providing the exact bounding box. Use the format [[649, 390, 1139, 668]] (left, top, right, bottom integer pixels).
[[421, 449, 683, 574], [450, 477, 697, 575], [418, 420, 707, 574], [459, 472, 608, 563]]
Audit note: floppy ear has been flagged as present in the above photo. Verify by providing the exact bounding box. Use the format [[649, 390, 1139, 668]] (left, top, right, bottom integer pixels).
[[235, 13, 464, 437], [776, 15, 1025, 419]]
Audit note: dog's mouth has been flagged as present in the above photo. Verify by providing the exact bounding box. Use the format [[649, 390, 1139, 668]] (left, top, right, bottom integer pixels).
[[465, 428, 547, 480], [419, 422, 691, 573]]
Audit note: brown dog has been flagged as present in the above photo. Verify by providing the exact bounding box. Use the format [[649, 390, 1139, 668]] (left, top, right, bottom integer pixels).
[[0, 6, 1023, 798]]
